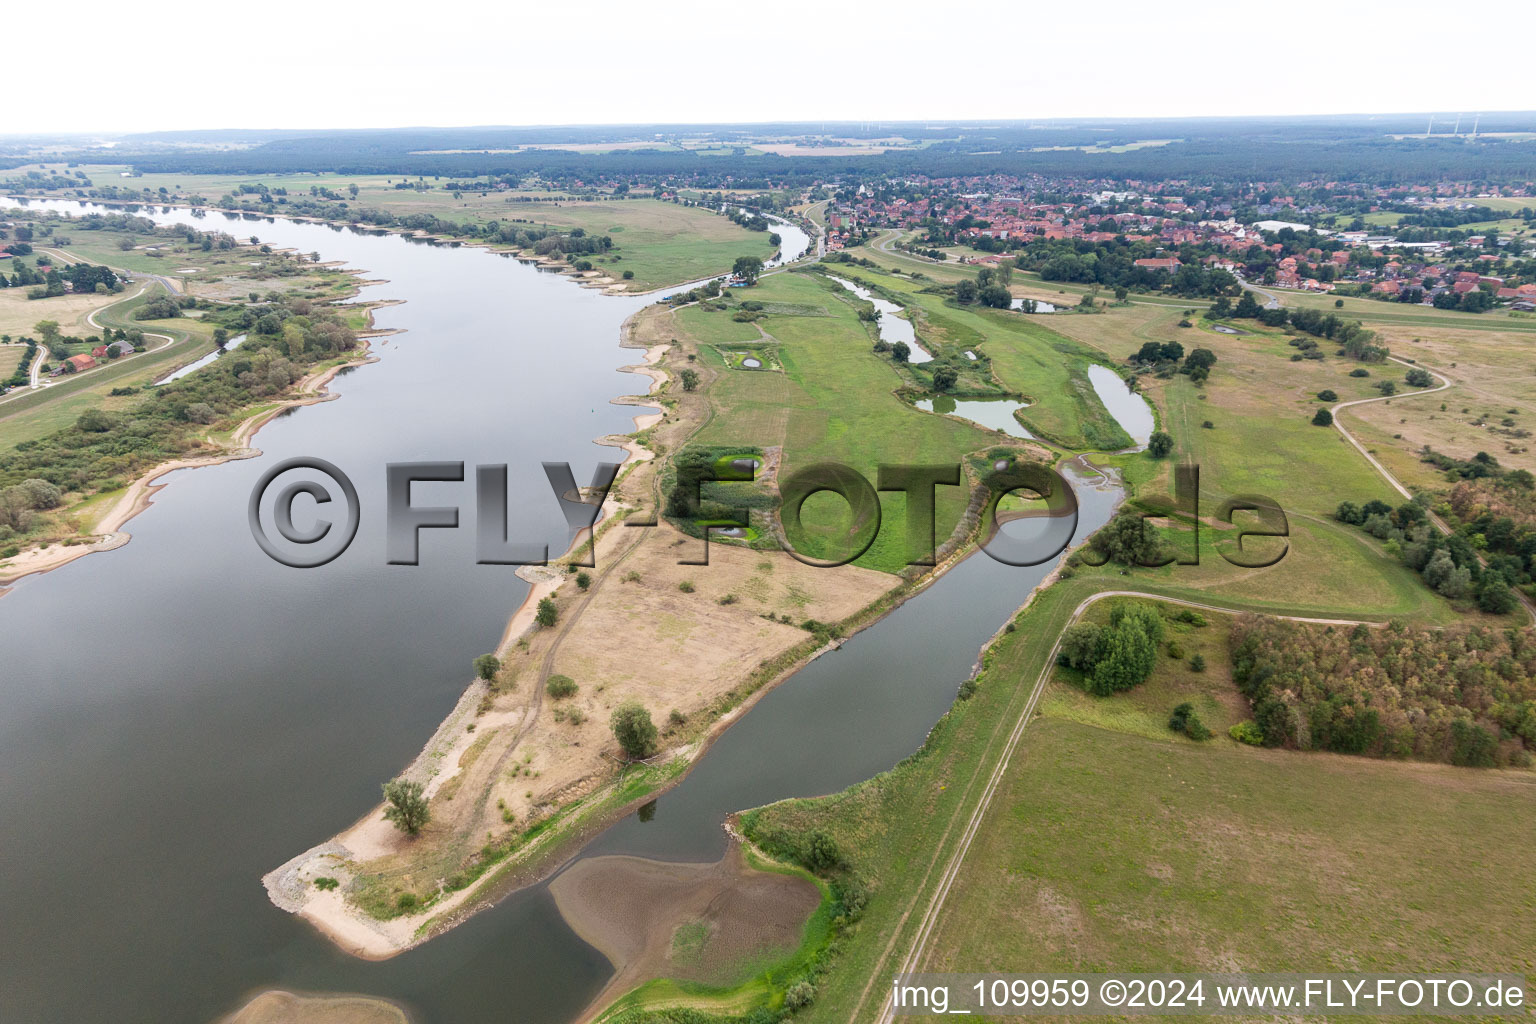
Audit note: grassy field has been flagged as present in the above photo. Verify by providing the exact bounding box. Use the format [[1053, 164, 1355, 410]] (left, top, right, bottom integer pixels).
[[742, 585, 1535, 1024], [919, 715, 1536, 985], [0, 344, 25, 377], [813, 263, 1134, 450], [681, 271, 1003, 573]]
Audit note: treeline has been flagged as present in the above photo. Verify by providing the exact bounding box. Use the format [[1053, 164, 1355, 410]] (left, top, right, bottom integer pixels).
[[1230, 616, 1535, 767], [1219, 291, 1388, 361], [208, 191, 614, 257], [1022, 238, 1241, 298], [0, 298, 357, 513], [93, 133, 1536, 187], [1335, 494, 1521, 613]]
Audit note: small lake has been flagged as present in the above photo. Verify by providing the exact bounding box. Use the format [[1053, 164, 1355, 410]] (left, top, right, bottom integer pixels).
[[916, 394, 1035, 439], [1011, 298, 1058, 313], [826, 275, 932, 363], [1087, 364, 1154, 447]]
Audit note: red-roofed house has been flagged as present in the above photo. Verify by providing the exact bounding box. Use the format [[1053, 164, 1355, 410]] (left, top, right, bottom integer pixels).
[[1134, 257, 1182, 271]]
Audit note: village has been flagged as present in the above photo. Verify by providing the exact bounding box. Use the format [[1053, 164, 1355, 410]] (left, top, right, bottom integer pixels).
[[819, 175, 1535, 309]]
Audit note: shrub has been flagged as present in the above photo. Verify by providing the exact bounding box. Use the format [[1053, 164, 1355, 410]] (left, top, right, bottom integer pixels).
[[473, 653, 500, 681], [785, 980, 817, 1010], [678, 580, 695, 593], [575, 570, 591, 591], [1190, 652, 1206, 672], [1317, 389, 1337, 402], [1167, 640, 1185, 659], [1168, 702, 1212, 740], [546, 674, 578, 699], [610, 701, 658, 759], [535, 596, 557, 627], [1350, 368, 1370, 377], [1229, 720, 1265, 745], [1311, 408, 1334, 426], [1147, 430, 1174, 458], [313, 876, 339, 891]]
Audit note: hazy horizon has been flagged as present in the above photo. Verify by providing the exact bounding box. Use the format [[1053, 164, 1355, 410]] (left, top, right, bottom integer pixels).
[[13, 0, 1533, 135]]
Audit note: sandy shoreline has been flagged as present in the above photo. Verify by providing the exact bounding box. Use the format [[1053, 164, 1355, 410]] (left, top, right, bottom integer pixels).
[[0, 322, 386, 591], [262, 306, 680, 958]]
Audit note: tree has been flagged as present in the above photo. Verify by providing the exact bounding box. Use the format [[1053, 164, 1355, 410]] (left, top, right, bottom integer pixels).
[[890, 341, 910, 363], [953, 279, 977, 304], [931, 365, 958, 391], [1058, 622, 1105, 670], [381, 779, 429, 836], [732, 256, 764, 285], [1477, 577, 1517, 614], [535, 596, 558, 628], [1086, 604, 1163, 695], [679, 368, 700, 391], [1311, 408, 1334, 426], [1184, 348, 1216, 373], [474, 654, 500, 681], [1089, 509, 1165, 567], [1147, 431, 1174, 458], [1405, 368, 1433, 388], [33, 320, 60, 345], [576, 571, 592, 591], [610, 700, 657, 759]]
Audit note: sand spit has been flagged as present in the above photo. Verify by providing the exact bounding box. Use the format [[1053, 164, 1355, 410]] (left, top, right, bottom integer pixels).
[[552, 845, 821, 1022]]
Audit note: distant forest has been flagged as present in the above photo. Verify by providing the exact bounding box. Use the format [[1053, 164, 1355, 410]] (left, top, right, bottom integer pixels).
[[5, 115, 1535, 185]]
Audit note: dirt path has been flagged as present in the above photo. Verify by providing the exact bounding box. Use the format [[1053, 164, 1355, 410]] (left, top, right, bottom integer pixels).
[[1330, 356, 1536, 623], [867, 588, 1387, 1024]]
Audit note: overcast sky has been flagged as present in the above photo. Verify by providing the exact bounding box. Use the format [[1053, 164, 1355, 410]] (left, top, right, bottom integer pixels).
[[11, 0, 1533, 135]]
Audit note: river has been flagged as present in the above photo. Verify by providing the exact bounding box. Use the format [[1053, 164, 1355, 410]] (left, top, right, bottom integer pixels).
[[0, 196, 1132, 1024]]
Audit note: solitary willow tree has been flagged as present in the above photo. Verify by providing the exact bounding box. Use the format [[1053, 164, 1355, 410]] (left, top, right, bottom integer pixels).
[[382, 779, 430, 836]]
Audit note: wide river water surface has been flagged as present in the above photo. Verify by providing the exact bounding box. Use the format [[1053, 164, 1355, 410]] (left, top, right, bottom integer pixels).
[[0, 197, 1136, 1023]]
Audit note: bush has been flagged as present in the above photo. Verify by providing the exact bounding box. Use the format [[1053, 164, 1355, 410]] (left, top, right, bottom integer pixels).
[[610, 701, 658, 759], [575, 570, 591, 591], [1311, 408, 1334, 426], [1168, 702, 1212, 740], [535, 596, 557, 627], [1350, 368, 1370, 377], [313, 876, 339, 891], [1147, 430, 1174, 458], [784, 980, 817, 1011], [473, 653, 500, 681], [545, 674, 578, 699], [1317, 389, 1337, 402], [1229, 720, 1265, 745], [678, 580, 695, 593], [1190, 652, 1206, 672]]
